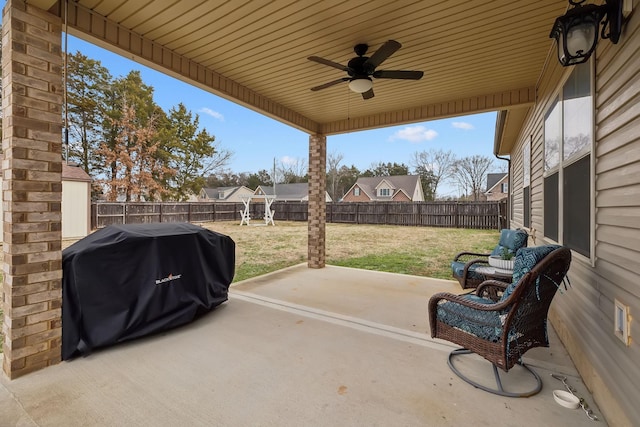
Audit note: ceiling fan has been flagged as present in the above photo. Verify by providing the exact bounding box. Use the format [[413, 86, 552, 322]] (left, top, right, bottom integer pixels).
[[308, 40, 424, 100]]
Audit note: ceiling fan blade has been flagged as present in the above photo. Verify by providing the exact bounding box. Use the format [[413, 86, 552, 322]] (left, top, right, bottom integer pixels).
[[308, 56, 349, 72], [362, 88, 375, 100], [310, 77, 350, 91], [373, 70, 424, 80], [364, 40, 401, 69]]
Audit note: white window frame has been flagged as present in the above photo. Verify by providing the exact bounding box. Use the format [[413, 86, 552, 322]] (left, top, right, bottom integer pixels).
[[523, 138, 531, 228], [354, 187, 360, 196], [542, 59, 595, 264]]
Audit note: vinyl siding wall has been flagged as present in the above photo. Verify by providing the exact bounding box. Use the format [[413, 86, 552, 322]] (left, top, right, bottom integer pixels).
[[508, 4, 640, 425]]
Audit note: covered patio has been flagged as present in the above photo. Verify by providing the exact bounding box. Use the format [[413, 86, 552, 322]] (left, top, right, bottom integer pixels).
[[2, 0, 639, 425], [1, 266, 601, 425]]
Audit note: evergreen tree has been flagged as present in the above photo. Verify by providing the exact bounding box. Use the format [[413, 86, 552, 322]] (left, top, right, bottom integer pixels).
[[363, 162, 409, 177], [64, 51, 111, 174], [162, 103, 230, 200], [414, 165, 437, 201], [246, 170, 273, 189]]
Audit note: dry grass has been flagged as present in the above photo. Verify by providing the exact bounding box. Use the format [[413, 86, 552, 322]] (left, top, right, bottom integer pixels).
[[202, 221, 499, 281], [0, 222, 498, 353]]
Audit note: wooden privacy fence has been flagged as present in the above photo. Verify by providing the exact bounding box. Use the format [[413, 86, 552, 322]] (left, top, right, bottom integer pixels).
[[92, 201, 507, 230]]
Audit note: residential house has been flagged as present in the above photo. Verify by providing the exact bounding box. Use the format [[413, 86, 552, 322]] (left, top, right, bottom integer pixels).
[[254, 183, 332, 202], [493, 8, 640, 425], [484, 173, 509, 201], [199, 186, 254, 203], [342, 175, 424, 202]]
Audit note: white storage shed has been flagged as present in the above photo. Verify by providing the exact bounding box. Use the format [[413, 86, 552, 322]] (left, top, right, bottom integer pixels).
[[61, 164, 92, 239], [1, 163, 92, 239]]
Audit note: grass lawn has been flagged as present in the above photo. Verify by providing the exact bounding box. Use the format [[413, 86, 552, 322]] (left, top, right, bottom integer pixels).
[[200, 221, 499, 282], [0, 222, 498, 354]]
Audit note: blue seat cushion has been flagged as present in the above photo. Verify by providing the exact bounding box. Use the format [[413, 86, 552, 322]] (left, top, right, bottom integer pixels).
[[436, 294, 503, 342], [499, 245, 561, 302], [451, 261, 485, 281]]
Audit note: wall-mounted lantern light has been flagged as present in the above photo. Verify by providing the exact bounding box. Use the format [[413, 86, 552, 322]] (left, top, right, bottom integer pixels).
[[550, 0, 628, 66]]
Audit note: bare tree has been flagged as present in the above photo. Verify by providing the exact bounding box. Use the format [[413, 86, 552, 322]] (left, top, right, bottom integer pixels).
[[326, 151, 344, 200], [451, 155, 494, 201], [276, 157, 307, 183], [411, 149, 456, 199]]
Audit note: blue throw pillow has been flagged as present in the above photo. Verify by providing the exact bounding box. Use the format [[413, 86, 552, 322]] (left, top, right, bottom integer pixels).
[[499, 245, 561, 302], [491, 229, 529, 258]]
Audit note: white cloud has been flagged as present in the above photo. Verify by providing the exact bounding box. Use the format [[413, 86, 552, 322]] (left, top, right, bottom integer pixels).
[[199, 107, 224, 121], [452, 121, 474, 130], [280, 155, 297, 165], [389, 126, 438, 143]]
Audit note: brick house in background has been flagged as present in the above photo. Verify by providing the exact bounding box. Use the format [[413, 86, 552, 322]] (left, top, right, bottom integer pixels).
[[485, 173, 509, 201], [341, 175, 424, 202]]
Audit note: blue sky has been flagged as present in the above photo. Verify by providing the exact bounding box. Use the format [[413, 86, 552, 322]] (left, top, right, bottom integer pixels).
[[65, 35, 500, 198]]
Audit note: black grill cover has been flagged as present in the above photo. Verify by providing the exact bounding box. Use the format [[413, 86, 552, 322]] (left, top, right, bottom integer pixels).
[[62, 223, 235, 360]]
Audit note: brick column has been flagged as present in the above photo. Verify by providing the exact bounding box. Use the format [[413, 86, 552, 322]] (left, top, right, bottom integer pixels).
[[2, 0, 63, 379], [308, 134, 326, 268]]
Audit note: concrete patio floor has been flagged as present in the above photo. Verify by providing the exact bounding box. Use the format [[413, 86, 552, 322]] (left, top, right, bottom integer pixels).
[[1, 265, 604, 426]]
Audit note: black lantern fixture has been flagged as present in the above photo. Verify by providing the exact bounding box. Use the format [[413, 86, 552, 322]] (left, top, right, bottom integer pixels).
[[550, 0, 625, 66]]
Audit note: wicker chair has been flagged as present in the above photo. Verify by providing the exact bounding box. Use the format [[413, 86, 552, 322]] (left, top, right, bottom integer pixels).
[[430, 245, 571, 397], [451, 228, 529, 289]]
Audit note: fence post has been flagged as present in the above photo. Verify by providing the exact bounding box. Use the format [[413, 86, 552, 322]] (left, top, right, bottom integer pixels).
[[454, 202, 459, 228], [123, 203, 127, 224], [499, 200, 506, 230], [159, 203, 163, 223], [212, 203, 216, 222]]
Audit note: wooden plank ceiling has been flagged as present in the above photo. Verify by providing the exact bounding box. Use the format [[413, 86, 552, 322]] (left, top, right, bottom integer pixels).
[[38, 0, 568, 136]]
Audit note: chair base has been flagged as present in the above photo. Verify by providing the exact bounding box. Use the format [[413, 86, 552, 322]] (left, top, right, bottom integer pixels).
[[448, 348, 542, 397]]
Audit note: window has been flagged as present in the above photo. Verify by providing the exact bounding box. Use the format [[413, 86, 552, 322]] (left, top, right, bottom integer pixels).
[[523, 140, 531, 228], [354, 187, 360, 196], [501, 183, 508, 193], [379, 188, 390, 197], [543, 61, 592, 257]]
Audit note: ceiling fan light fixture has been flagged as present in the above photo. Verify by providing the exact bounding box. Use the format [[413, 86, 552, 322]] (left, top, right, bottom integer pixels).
[[348, 78, 373, 93]]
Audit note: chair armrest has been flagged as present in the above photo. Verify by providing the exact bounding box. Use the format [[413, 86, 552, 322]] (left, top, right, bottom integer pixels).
[[461, 258, 490, 279], [453, 251, 491, 262], [476, 280, 509, 302], [428, 291, 511, 338], [428, 291, 510, 312]]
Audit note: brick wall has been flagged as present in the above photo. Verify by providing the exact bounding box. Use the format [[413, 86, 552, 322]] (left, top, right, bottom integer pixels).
[[392, 191, 410, 202], [2, 0, 63, 378], [307, 134, 326, 268], [341, 185, 371, 202]]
